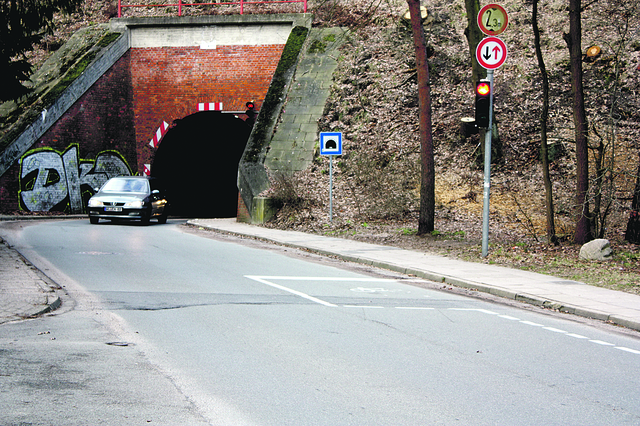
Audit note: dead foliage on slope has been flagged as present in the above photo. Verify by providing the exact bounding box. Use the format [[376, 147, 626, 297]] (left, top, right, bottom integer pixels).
[[262, 0, 640, 293]]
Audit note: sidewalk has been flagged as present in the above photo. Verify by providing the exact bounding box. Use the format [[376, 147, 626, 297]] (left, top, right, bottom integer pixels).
[[189, 218, 640, 332], [0, 237, 61, 325], [1, 217, 639, 332]]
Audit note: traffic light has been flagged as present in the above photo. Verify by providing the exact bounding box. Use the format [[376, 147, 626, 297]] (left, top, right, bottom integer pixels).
[[475, 79, 491, 128], [245, 101, 256, 127]]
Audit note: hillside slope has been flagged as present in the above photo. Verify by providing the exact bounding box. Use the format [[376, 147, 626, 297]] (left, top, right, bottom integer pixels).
[[265, 0, 640, 291]]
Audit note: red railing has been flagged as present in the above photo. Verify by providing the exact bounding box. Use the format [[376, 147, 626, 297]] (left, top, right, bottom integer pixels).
[[117, 0, 307, 17]]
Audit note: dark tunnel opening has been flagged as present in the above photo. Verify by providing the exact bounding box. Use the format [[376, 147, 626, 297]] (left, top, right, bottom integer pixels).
[[151, 111, 251, 218]]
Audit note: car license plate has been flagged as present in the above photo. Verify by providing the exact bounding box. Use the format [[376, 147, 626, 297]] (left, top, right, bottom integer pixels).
[[105, 207, 122, 212]]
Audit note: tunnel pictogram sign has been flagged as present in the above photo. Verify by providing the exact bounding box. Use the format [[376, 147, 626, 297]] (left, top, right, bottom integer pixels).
[[320, 132, 343, 156]]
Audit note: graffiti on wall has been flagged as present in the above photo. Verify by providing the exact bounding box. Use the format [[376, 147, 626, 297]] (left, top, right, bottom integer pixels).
[[19, 145, 132, 213]]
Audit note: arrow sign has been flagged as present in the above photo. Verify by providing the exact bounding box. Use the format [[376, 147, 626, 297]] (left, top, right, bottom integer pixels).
[[476, 37, 508, 70]]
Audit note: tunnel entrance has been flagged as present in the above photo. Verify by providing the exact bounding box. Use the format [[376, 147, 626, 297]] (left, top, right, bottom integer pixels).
[[151, 111, 251, 218]]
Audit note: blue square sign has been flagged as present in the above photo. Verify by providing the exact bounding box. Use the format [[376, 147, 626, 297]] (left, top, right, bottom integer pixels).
[[319, 132, 343, 156]]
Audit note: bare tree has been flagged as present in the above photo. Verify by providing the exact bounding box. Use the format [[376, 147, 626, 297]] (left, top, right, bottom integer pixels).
[[1, 0, 82, 102], [626, 151, 640, 243], [586, 0, 639, 240], [406, 0, 435, 234], [563, 0, 592, 244], [532, 0, 557, 244]]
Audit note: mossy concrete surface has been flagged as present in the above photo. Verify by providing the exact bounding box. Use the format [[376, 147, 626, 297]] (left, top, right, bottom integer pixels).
[[265, 27, 346, 172], [239, 26, 346, 223]]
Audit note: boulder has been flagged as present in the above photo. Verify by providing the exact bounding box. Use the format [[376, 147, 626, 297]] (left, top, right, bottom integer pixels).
[[579, 239, 613, 261]]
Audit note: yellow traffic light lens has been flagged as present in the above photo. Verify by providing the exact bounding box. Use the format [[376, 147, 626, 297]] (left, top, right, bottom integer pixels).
[[476, 83, 490, 96]]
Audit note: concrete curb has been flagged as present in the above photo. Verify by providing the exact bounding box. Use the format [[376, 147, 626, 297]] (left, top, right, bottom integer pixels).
[[0, 215, 87, 221]]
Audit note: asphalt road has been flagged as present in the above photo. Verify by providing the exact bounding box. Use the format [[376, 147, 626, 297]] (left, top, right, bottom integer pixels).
[[2, 219, 640, 425]]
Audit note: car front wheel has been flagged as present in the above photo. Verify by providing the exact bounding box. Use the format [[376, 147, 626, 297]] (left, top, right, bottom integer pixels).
[[90, 216, 99, 224], [157, 212, 168, 224], [140, 210, 150, 225]]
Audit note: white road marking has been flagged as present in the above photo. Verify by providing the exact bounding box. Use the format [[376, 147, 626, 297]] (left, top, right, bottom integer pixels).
[[589, 340, 615, 346], [343, 305, 384, 309], [520, 321, 544, 327], [244, 275, 337, 307], [243, 276, 640, 357], [395, 307, 435, 310], [250, 276, 397, 282], [350, 287, 405, 293], [446, 308, 499, 315], [566, 333, 589, 339], [498, 315, 520, 321], [475, 309, 500, 315], [615, 347, 640, 355], [543, 327, 568, 333]]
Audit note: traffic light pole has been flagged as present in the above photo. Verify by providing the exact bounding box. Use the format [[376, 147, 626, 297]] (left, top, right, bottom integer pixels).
[[481, 69, 494, 257]]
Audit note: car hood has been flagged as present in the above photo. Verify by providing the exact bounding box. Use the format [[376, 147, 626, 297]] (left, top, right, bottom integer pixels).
[[91, 192, 148, 201]]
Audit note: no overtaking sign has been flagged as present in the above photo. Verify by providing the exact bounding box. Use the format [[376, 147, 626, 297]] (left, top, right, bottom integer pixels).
[[476, 36, 508, 70]]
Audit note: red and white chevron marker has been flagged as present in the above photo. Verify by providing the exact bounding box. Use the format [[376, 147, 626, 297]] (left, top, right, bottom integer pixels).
[[198, 102, 223, 111], [149, 121, 169, 148], [143, 164, 151, 176]]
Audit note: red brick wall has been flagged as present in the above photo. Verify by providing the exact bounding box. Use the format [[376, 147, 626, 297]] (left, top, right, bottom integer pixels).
[[0, 43, 284, 214], [131, 45, 284, 175]]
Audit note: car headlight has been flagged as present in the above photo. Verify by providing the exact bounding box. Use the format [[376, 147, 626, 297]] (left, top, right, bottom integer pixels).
[[124, 200, 144, 208], [88, 198, 103, 207]]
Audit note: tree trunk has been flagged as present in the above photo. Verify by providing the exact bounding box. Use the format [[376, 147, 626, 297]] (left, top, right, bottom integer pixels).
[[463, 0, 486, 86], [532, 0, 557, 245], [407, 0, 435, 234], [564, 0, 592, 244], [625, 151, 640, 243]]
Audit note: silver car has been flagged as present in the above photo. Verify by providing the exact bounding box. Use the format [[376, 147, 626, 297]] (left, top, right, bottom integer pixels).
[[87, 176, 169, 225]]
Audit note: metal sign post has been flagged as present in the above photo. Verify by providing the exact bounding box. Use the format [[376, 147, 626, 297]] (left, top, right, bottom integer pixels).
[[329, 155, 334, 222], [319, 132, 343, 223], [481, 70, 494, 258], [475, 5, 508, 258]]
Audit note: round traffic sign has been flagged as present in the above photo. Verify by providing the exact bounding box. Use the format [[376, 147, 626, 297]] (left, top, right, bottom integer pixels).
[[476, 36, 508, 70], [478, 4, 509, 36]]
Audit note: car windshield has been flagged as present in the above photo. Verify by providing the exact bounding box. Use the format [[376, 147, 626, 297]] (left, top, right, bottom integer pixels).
[[102, 178, 149, 193]]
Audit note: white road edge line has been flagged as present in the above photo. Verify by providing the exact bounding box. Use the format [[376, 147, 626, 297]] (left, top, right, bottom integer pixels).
[[245, 275, 337, 307], [615, 347, 640, 355], [446, 308, 499, 315], [248, 276, 398, 282], [520, 321, 544, 327], [566, 333, 589, 339], [244, 276, 640, 357], [498, 315, 520, 321], [589, 340, 616, 346], [543, 327, 568, 333], [395, 307, 436, 310], [343, 305, 384, 309]]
